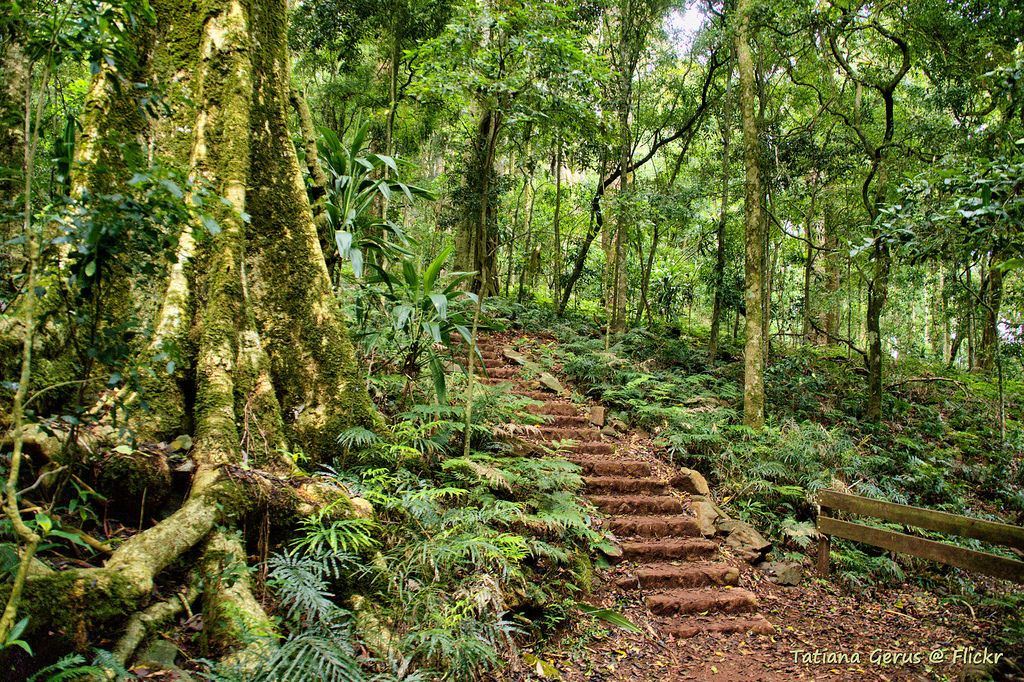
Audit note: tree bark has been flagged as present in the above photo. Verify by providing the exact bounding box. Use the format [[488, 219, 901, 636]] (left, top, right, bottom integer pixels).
[[708, 60, 732, 364], [552, 136, 563, 303], [5, 0, 377, 661], [735, 0, 766, 429], [978, 254, 1003, 371]]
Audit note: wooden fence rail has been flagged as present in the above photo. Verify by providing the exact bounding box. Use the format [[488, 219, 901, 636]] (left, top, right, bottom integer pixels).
[[816, 490, 1024, 584]]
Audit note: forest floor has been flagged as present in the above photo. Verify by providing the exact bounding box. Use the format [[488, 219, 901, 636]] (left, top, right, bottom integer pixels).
[[479, 333, 1012, 682]]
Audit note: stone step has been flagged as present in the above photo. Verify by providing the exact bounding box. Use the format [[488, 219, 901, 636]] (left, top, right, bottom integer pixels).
[[481, 358, 507, 369], [619, 538, 717, 562], [607, 515, 701, 538], [584, 476, 668, 495], [568, 458, 651, 477], [646, 588, 758, 617], [613, 563, 739, 590], [660, 615, 774, 639], [589, 495, 685, 515]]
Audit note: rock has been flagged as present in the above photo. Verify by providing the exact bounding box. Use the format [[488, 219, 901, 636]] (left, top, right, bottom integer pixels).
[[760, 560, 803, 586], [601, 425, 617, 437], [538, 372, 566, 394], [589, 405, 606, 427], [503, 347, 529, 366], [349, 496, 374, 518], [719, 518, 772, 563], [691, 496, 723, 537], [138, 639, 193, 679], [670, 467, 710, 495], [608, 418, 628, 433]]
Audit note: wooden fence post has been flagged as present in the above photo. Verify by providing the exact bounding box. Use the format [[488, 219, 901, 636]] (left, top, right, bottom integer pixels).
[[817, 533, 831, 576]]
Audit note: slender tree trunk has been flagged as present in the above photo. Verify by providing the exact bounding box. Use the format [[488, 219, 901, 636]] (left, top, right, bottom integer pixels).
[[558, 153, 608, 315], [801, 178, 819, 342], [552, 135, 563, 303], [979, 254, 1003, 371], [635, 222, 658, 326], [735, 0, 766, 428], [708, 61, 732, 364]]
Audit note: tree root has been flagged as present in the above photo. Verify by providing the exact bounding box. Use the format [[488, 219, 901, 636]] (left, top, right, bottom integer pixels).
[[200, 529, 276, 668], [113, 584, 199, 665]]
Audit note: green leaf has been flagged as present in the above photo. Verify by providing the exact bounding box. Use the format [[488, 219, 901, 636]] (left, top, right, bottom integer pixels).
[[428, 293, 448, 320], [579, 604, 642, 633], [424, 245, 453, 292], [429, 354, 447, 403], [48, 529, 89, 547]]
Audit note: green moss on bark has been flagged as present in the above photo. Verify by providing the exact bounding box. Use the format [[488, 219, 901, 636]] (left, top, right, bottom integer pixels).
[[0, 569, 138, 646], [244, 0, 379, 463]]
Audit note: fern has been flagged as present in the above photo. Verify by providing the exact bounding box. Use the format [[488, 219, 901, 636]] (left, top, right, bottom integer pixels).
[[28, 650, 131, 681], [291, 517, 380, 556]]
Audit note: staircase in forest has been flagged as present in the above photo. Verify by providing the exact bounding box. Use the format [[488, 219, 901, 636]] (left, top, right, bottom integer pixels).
[[470, 334, 774, 640]]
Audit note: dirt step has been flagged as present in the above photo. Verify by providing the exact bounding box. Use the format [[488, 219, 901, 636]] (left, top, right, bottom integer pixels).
[[619, 538, 717, 561], [646, 587, 758, 617], [584, 476, 667, 495], [512, 390, 567, 401], [539, 427, 602, 441], [660, 614, 774, 639], [613, 563, 739, 590], [568, 458, 651, 477], [478, 377, 513, 386], [546, 414, 591, 427], [482, 367, 520, 379], [607, 515, 701, 538], [526, 403, 580, 416], [589, 495, 685, 515], [566, 442, 615, 456], [481, 358, 508, 369]]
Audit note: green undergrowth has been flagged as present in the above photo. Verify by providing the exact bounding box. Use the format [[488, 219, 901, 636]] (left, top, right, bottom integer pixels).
[[485, 297, 1024, 648], [202, 377, 608, 681]]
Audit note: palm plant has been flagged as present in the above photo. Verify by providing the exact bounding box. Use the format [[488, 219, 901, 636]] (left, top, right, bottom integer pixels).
[[358, 246, 477, 404], [317, 122, 434, 278]]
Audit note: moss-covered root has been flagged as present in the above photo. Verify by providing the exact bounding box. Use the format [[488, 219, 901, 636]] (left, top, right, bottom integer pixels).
[[113, 584, 199, 665], [349, 594, 395, 661], [5, 475, 243, 643], [199, 529, 275, 667]]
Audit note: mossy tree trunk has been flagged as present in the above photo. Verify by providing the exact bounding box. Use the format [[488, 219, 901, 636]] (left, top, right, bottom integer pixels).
[[735, 0, 766, 429], [5, 0, 377, 664]]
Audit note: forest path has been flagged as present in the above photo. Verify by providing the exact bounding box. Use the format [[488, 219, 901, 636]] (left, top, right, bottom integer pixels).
[[474, 333, 990, 682], [472, 334, 773, 640]]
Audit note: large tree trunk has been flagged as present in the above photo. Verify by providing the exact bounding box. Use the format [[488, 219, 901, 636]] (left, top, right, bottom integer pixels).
[[458, 108, 501, 295], [819, 204, 840, 343], [5, 0, 377, 663], [735, 0, 766, 429]]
